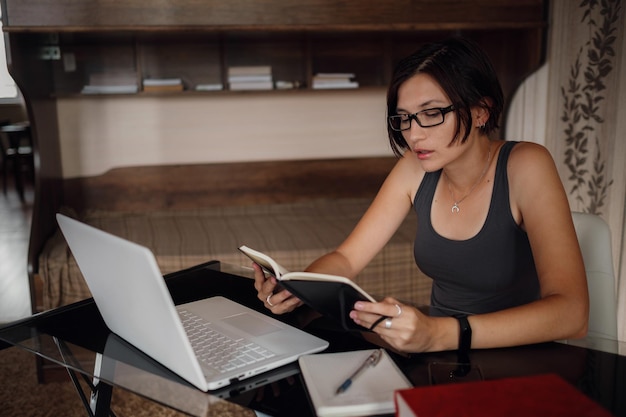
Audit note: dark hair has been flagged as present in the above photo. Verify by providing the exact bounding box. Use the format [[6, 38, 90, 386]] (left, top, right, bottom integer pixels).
[[386, 37, 504, 157]]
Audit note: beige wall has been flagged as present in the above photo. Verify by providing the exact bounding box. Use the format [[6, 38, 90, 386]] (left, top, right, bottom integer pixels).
[[57, 88, 392, 178]]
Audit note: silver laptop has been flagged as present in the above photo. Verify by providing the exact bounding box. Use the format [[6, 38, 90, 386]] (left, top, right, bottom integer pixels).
[[56, 213, 328, 391]]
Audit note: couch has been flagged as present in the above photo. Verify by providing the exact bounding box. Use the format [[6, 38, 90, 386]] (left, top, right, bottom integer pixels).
[[35, 157, 432, 312]]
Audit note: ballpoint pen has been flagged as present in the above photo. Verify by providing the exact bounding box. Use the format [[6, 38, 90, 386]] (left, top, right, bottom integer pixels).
[[335, 348, 383, 395]]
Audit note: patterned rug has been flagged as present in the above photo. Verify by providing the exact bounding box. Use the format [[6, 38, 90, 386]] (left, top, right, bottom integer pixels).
[[0, 346, 254, 417]]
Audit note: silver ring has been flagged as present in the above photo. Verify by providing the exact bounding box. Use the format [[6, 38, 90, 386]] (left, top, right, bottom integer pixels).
[[394, 304, 402, 317], [384, 318, 393, 329], [266, 294, 274, 307]]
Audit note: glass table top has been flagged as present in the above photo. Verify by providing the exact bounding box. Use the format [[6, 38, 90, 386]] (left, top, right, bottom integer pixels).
[[1, 261, 624, 417]]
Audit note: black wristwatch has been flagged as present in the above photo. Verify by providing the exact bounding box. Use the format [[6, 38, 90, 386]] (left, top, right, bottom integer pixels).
[[456, 315, 472, 354]]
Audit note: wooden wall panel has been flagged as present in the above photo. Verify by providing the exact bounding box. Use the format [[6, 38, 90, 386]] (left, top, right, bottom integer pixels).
[[3, 0, 545, 31]]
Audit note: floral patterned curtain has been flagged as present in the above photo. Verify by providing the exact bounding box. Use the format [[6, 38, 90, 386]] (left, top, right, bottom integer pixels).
[[544, 0, 625, 342]]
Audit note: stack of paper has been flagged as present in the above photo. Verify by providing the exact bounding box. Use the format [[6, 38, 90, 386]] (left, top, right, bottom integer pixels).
[[228, 66, 274, 91], [312, 73, 359, 90]]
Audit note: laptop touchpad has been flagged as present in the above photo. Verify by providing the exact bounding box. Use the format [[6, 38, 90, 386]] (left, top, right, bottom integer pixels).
[[222, 313, 282, 336]]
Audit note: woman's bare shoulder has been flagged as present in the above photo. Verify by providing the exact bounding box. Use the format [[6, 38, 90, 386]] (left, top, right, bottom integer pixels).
[[507, 141, 569, 215], [508, 140, 552, 158], [507, 141, 558, 179], [389, 151, 427, 200]]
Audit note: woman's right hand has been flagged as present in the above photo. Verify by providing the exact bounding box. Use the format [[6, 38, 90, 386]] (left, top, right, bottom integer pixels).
[[252, 263, 303, 314]]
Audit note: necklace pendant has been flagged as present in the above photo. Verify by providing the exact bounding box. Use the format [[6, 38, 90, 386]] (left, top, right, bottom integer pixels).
[[451, 203, 460, 213]]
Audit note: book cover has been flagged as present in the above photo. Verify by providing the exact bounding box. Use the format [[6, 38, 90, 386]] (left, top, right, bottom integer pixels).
[[142, 78, 183, 86], [313, 73, 356, 79], [312, 73, 358, 89], [195, 83, 224, 91], [394, 373, 614, 417], [312, 81, 359, 90], [238, 245, 377, 331], [227, 74, 273, 83], [300, 349, 412, 417], [81, 85, 139, 94]]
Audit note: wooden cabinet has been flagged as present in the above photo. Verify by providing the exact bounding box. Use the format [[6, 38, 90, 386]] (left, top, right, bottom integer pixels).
[[8, 28, 546, 97], [0, 0, 548, 314], [3, 0, 547, 97]]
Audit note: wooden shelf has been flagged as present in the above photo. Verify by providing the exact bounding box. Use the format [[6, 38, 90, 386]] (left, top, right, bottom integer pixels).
[[21, 27, 546, 98], [3, 0, 547, 31]]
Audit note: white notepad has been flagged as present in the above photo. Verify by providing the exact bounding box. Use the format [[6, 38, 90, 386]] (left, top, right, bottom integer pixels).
[[299, 349, 412, 417]]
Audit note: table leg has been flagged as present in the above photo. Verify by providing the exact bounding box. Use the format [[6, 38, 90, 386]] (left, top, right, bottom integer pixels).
[[89, 353, 114, 417], [54, 338, 114, 417]]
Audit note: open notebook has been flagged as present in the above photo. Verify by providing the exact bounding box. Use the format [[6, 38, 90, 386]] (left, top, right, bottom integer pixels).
[[56, 213, 328, 391]]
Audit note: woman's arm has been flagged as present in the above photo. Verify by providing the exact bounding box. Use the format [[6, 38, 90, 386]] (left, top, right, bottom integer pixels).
[[254, 154, 421, 313], [468, 142, 589, 347], [305, 153, 421, 278]]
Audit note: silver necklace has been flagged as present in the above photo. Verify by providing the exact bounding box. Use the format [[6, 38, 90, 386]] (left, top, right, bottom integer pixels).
[[444, 144, 492, 214]]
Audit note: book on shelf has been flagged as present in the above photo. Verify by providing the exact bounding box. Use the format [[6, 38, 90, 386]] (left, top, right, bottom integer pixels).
[[313, 72, 356, 80], [195, 83, 224, 91], [275, 80, 297, 89], [227, 66, 274, 90], [142, 78, 184, 92], [312, 81, 359, 90], [227, 74, 273, 83], [143, 85, 184, 93], [82, 71, 138, 94], [142, 78, 183, 86], [81, 85, 139, 94], [227, 65, 272, 77], [238, 245, 377, 331], [229, 81, 274, 91], [299, 349, 412, 417], [312, 73, 359, 90], [394, 373, 614, 417]]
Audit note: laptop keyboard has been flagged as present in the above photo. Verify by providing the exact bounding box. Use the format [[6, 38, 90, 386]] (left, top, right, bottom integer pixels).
[[179, 309, 276, 375]]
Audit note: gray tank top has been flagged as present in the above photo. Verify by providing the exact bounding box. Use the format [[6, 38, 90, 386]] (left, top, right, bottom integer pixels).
[[413, 141, 539, 315]]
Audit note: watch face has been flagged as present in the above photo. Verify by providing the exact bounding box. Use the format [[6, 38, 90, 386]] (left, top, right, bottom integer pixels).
[[457, 315, 472, 352]]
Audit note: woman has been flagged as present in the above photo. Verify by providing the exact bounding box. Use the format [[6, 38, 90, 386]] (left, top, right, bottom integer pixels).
[[254, 37, 589, 353]]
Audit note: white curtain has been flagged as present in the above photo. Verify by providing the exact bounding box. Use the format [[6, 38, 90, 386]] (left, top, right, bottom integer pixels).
[[543, 0, 625, 342]]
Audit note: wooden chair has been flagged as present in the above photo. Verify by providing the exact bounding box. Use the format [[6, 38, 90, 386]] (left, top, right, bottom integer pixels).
[[0, 121, 34, 201]]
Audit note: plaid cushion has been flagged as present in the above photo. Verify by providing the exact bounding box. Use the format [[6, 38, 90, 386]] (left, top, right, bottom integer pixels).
[[39, 198, 431, 309]]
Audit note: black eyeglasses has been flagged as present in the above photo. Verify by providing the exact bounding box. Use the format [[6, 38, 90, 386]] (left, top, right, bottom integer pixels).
[[388, 105, 455, 131]]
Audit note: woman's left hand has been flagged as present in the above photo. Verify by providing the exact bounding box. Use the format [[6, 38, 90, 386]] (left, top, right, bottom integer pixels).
[[350, 297, 437, 353], [252, 263, 303, 314]]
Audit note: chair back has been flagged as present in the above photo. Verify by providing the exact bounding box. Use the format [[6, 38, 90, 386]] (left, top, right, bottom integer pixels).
[[571, 212, 618, 340]]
